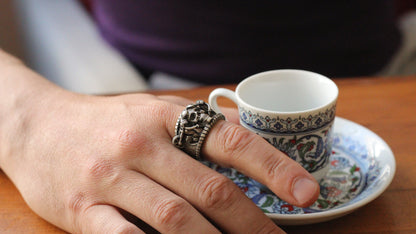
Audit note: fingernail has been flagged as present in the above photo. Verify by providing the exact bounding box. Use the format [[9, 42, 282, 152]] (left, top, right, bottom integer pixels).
[[292, 177, 318, 205]]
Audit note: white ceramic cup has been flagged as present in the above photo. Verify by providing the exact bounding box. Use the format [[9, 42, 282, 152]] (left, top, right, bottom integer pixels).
[[209, 69, 338, 181]]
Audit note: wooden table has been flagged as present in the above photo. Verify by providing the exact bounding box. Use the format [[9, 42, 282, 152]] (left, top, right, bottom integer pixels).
[[1, 76, 415, 233]]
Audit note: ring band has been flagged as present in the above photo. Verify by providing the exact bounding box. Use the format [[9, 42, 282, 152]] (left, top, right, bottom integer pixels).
[[172, 100, 225, 160]]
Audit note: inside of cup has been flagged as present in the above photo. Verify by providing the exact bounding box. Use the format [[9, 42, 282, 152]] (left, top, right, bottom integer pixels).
[[237, 70, 338, 112]]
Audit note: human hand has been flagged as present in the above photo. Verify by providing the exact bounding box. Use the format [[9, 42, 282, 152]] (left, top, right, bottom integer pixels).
[[0, 88, 319, 233]]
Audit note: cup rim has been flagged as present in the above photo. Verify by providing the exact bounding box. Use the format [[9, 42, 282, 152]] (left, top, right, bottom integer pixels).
[[235, 69, 339, 115]]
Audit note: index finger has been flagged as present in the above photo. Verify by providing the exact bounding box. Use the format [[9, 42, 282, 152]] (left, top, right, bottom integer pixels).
[[164, 100, 319, 207], [202, 120, 320, 207]]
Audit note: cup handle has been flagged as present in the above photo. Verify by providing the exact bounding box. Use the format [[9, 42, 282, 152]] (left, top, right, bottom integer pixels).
[[208, 88, 238, 113]]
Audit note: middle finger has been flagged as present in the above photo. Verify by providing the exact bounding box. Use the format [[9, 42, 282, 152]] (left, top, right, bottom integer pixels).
[[130, 142, 283, 233]]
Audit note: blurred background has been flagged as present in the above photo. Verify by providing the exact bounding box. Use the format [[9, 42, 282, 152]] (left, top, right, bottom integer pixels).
[[0, 0, 149, 94], [1, 0, 415, 94]]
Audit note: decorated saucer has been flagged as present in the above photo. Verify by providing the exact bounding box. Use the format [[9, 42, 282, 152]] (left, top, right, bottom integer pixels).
[[207, 117, 396, 225]]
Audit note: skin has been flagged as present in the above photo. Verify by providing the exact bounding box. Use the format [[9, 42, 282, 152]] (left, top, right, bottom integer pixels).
[[0, 50, 319, 233]]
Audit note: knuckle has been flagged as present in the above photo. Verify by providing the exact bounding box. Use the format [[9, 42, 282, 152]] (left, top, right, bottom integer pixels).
[[147, 100, 175, 119], [220, 124, 256, 157], [116, 129, 150, 156], [198, 174, 239, 210], [263, 153, 286, 181], [139, 99, 179, 134], [86, 158, 115, 179], [67, 192, 87, 215], [152, 197, 190, 231], [83, 158, 122, 187], [112, 123, 162, 160]]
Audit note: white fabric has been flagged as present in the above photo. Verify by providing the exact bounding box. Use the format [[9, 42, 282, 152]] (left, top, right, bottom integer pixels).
[[379, 11, 416, 76], [148, 72, 201, 90], [14, 0, 148, 95]]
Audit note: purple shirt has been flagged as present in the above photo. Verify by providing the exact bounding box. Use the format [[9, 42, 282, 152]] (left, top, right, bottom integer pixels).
[[92, 1, 400, 84]]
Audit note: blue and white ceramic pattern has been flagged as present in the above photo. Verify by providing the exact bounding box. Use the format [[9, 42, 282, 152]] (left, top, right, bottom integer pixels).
[[209, 70, 339, 182], [206, 117, 396, 225], [239, 104, 336, 134]]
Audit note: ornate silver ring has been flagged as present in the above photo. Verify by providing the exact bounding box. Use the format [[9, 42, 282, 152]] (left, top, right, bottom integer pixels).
[[172, 100, 225, 160]]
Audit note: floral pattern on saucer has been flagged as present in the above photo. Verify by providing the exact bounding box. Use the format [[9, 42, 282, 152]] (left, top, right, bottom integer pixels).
[[206, 132, 382, 214]]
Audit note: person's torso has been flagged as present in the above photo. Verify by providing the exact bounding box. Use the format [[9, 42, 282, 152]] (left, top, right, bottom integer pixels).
[[92, 0, 401, 84]]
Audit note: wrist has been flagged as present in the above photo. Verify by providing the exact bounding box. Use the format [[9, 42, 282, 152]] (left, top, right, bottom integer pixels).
[[0, 51, 73, 174]]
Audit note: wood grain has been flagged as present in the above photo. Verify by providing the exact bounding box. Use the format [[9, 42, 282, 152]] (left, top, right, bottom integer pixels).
[[1, 76, 415, 233]]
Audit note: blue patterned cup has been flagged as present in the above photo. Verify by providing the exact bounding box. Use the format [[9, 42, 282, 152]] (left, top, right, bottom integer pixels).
[[209, 69, 338, 182]]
